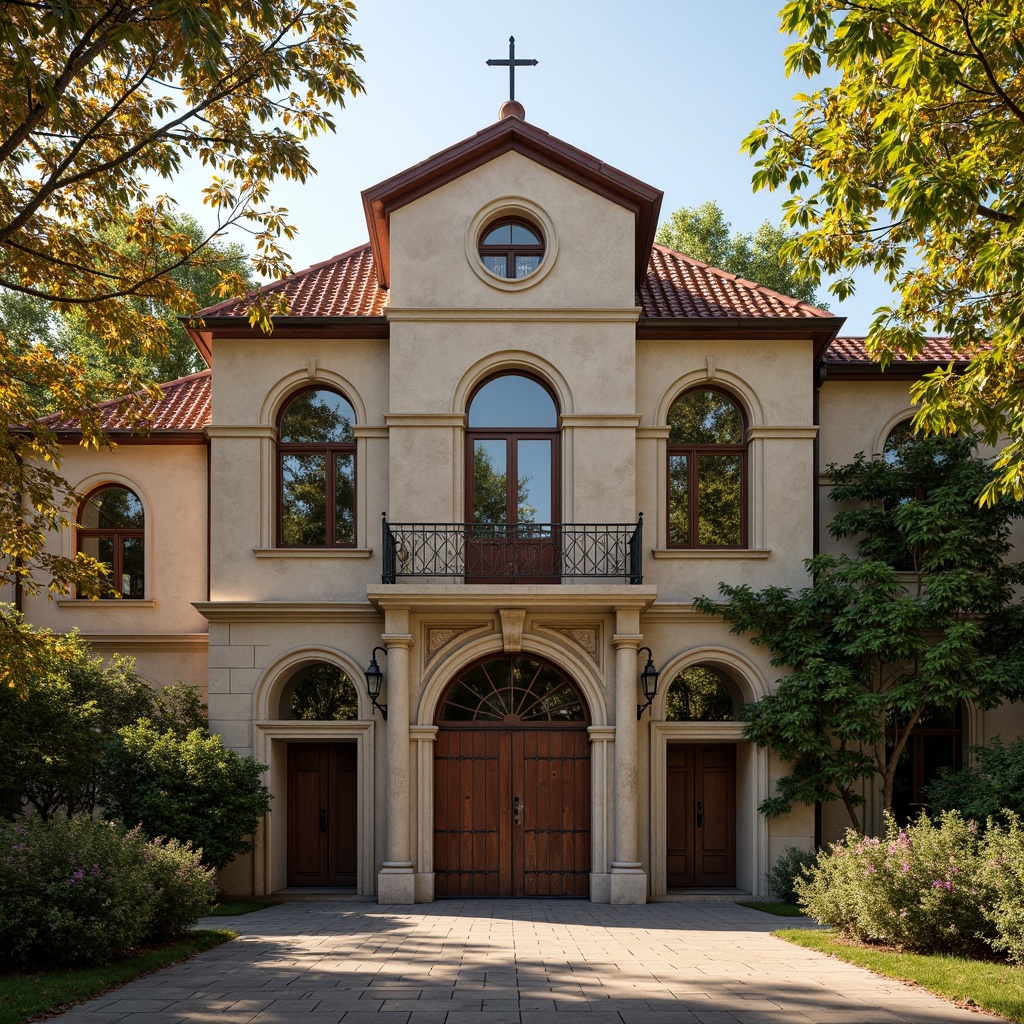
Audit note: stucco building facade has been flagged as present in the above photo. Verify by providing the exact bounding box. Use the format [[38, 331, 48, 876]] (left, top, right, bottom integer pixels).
[[17, 108, 1024, 901]]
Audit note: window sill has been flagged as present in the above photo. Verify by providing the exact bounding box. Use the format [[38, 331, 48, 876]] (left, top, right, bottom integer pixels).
[[651, 548, 771, 560], [253, 547, 373, 559], [57, 599, 156, 607]]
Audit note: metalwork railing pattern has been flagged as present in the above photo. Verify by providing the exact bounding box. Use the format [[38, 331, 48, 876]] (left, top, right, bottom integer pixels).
[[382, 515, 643, 584]]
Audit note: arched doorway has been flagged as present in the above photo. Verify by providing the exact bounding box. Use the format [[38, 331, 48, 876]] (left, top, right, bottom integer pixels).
[[434, 654, 590, 897]]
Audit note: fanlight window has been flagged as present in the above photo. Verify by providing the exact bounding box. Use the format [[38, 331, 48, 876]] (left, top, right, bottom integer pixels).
[[278, 388, 356, 547], [77, 485, 145, 598], [664, 666, 737, 722], [438, 655, 587, 724], [667, 388, 746, 547], [478, 218, 545, 279], [280, 663, 360, 720]]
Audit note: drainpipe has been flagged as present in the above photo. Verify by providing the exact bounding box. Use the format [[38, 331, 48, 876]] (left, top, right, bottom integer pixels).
[[813, 360, 827, 850]]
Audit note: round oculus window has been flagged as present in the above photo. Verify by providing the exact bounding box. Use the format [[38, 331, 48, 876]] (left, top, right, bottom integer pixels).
[[478, 217, 545, 280]]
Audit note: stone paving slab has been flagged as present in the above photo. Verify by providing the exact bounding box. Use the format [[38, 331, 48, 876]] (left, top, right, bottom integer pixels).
[[47, 900, 1003, 1024]]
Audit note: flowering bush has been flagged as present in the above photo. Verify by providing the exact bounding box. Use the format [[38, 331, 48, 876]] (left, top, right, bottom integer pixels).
[[796, 811, 996, 955], [980, 813, 1024, 965], [0, 816, 215, 968]]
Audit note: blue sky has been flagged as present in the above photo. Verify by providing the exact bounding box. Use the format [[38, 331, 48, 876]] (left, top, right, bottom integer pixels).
[[211, 0, 895, 334]]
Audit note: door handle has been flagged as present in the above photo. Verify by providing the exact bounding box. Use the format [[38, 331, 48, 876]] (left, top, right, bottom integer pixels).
[[696, 800, 703, 829], [513, 796, 523, 825], [319, 809, 327, 833]]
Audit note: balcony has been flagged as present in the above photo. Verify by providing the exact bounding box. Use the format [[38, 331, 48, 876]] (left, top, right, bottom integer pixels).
[[381, 515, 644, 585]]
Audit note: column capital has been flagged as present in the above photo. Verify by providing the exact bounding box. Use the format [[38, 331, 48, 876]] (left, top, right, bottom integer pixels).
[[409, 725, 439, 742], [382, 633, 414, 650], [611, 633, 643, 651], [587, 726, 616, 743]]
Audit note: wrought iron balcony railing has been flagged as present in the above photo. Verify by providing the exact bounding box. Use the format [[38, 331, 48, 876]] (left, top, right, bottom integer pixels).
[[381, 515, 644, 585]]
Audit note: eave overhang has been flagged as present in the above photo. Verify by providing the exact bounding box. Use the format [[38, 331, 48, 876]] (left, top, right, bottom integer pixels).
[[637, 315, 846, 363], [361, 116, 663, 292]]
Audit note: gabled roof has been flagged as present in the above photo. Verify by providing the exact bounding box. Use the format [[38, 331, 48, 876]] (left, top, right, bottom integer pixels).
[[360, 112, 664, 291], [36, 370, 211, 435]]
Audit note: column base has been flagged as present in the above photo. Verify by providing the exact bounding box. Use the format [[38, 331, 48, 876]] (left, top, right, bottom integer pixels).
[[377, 862, 416, 904], [610, 862, 647, 905]]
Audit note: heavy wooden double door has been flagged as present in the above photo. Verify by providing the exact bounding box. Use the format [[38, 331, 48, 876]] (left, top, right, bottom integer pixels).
[[434, 727, 590, 898], [287, 743, 357, 887], [666, 743, 736, 888]]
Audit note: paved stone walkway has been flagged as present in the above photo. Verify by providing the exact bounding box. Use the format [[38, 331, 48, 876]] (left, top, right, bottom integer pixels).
[[54, 900, 998, 1024]]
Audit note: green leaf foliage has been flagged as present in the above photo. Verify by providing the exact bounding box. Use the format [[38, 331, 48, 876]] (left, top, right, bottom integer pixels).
[[746, 1, 1024, 502], [101, 722, 271, 870], [0, 0, 365, 663], [655, 199, 825, 307], [695, 436, 1024, 829], [927, 737, 1024, 825]]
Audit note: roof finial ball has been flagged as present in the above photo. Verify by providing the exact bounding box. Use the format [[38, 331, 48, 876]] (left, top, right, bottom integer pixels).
[[487, 36, 537, 121], [499, 99, 526, 120]]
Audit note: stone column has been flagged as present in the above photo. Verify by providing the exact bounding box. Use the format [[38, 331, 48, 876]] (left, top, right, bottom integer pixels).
[[410, 725, 438, 903], [378, 612, 416, 904], [610, 626, 647, 904]]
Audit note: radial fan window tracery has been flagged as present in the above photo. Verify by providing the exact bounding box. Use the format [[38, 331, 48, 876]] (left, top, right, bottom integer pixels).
[[439, 655, 587, 723]]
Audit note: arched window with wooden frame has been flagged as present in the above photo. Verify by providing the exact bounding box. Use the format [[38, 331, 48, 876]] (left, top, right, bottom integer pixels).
[[667, 387, 747, 548], [77, 485, 145, 598], [465, 372, 560, 582], [277, 387, 357, 547]]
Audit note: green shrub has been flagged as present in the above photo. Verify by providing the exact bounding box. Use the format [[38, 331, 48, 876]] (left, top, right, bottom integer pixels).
[[980, 812, 1024, 965], [0, 817, 215, 968], [767, 845, 818, 903], [927, 737, 1024, 825], [796, 811, 996, 955], [101, 722, 271, 870]]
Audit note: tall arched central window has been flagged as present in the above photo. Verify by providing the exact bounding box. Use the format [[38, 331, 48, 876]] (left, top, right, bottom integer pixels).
[[278, 387, 356, 547], [667, 388, 747, 547], [466, 374, 559, 582]]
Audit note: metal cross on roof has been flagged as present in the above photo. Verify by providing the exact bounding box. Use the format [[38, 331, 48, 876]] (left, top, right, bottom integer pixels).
[[486, 36, 538, 103]]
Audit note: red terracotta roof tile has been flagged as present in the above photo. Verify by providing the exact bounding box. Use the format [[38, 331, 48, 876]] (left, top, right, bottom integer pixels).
[[38, 370, 211, 433], [638, 244, 833, 320], [197, 244, 387, 319], [826, 337, 961, 363]]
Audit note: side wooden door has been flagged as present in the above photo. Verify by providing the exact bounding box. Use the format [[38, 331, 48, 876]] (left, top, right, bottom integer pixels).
[[287, 743, 357, 887], [666, 743, 736, 888]]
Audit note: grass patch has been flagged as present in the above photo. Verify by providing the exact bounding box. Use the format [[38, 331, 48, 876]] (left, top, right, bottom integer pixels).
[[776, 928, 1024, 1023], [0, 929, 235, 1024], [207, 900, 281, 917], [738, 901, 806, 917]]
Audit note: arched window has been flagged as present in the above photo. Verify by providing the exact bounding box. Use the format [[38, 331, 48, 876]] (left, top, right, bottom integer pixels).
[[664, 666, 738, 722], [466, 374, 559, 582], [278, 388, 356, 547], [478, 218, 545, 279], [667, 388, 747, 547], [883, 418, 917, 464], [77, 486, 145, 598], [279, 663, 360, 720]]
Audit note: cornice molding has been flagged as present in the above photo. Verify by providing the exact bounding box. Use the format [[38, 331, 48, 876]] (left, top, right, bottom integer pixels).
[[77, 633, 209, 652], [746, 425, 819, 441], [384, 413, 465, 428], [205, 425, 277, 439], [366, 584, 658, 615], [386, 306, 642, 323], [195, 601, 381, 623]]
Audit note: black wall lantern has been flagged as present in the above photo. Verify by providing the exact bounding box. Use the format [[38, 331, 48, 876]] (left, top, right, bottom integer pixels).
[[636, 646, 661, 719], [364, 646, 388, 720]]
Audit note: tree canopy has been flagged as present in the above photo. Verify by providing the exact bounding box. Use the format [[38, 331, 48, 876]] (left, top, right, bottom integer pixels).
[[695, 435, 1024, 830], [655, 199, 824, 306], [744, 1, 1024, 503], [1, 0, 364, 627]]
